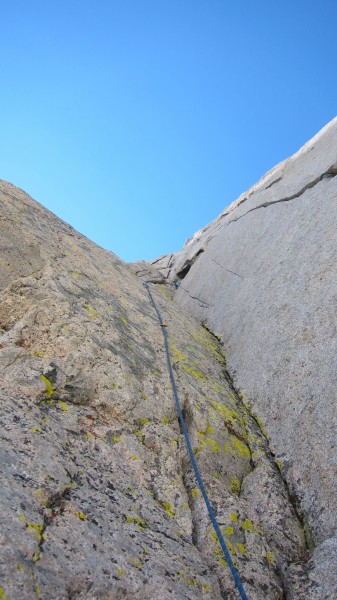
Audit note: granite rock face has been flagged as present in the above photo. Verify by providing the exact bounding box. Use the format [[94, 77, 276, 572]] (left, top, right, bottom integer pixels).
[[0, 181, 309, 599], [151, 117, 337, 598], [1, 118, 336, 600]]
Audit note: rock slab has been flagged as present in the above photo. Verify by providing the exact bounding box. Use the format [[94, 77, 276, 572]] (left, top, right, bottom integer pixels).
[[152, 117, 337, 598]]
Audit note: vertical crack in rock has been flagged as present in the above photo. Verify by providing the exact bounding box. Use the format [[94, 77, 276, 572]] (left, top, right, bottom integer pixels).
[[153, 290, 307, 598], [200, 327, 311, 598]]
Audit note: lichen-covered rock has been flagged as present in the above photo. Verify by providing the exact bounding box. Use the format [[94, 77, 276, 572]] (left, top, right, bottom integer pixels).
[[151, 117, 337, 598], [0, 180, 308, 598]]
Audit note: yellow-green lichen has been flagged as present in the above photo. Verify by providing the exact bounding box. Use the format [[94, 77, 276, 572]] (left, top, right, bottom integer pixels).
[[224, 539, 237, 557], [211, 530, 237, 563], [206, 438, 220, 452], [0, 588, 8, 599], [169, 344, 188, 363], [39, 374, 54, 398], [116, 567, 126, 576], [190, 329, 225, 363], [229, 476, 241, 496], [129, 454, 139, 461], [231, 437, 251, 459], [241, 519, 255, 532], [134, 429, 143, 441], [58, 400, 68, 412], [19, 514, 46, 560], [140, 418, 149, 426], [224, 526, 234, 535], [113, 435, 121, 443], [177, 571, 197, 587], [76, 511, 87, 521], [33, 551, 43, 563], [28, 522, 45, 539], [31, 426, 42, 433], [197, 433, 221, 453], [126, 515, 147, 528], [266, 550, 276, 566], [211, 401, 245, 429], [181, 363, 206, 379], [191, 487, 201, 499], [230, 512, 239, 521], [84, 305, 100, 319], [275, 458, 284, 471], [161, 502, 175, 517], [236, 543, 248, 556], [34, 488, 48, 507]]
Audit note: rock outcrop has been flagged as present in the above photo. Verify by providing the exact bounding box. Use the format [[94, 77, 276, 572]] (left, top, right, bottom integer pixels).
[[1, 117, 336, 600], [0, 180, 310, 600], [151, 117, 337, 598]]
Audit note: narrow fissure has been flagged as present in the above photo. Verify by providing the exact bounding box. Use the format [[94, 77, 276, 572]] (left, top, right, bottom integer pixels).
[[200, 322, 311, 552], [229, 166, 337, 225], [179, 284, 211, 308], [222, 359, 311, 553], [154, 282, 306, 597], [198, 323, 311, 598]]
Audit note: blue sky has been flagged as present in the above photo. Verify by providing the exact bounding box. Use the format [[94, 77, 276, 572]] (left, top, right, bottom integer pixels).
[[1, 1, 337, 262]]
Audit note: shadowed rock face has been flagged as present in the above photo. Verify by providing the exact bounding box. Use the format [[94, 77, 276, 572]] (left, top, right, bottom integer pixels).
[[151, 117, 337, 598]]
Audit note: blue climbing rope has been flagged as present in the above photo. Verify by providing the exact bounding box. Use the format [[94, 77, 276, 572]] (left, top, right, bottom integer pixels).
[[144, 282, 249, 600]]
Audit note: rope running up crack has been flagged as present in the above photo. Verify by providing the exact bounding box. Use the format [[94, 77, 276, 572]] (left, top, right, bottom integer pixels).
[[144, 282, 249, 600]]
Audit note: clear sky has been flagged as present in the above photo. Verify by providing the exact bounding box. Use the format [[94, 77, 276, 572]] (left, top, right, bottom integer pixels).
[[1, 1, 337, 262]]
